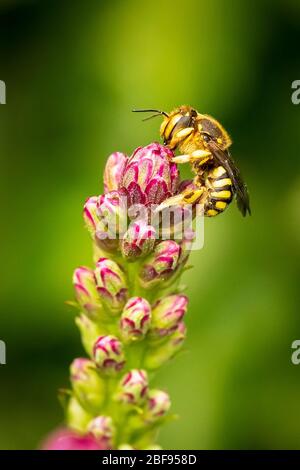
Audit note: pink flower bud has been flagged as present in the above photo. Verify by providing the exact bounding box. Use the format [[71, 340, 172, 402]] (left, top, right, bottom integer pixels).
[[93, 335, 125, 374], [41, 427, 107, 450], [121, 220, 156, 260], [70, 358, 105, 414], [104, 152, 128, 193], [120, 297, 151, 342], [170, 320, 187, 349], [88, 416, 115, 448], [144, 389, 171, 422], [120, 143, 179, 206], [117, 369, 148, 405], [94, 258, 128, 314], [139, 240, 181, 287], [143, 321, 187, 370], [150, 294, 188, 338], [83, 196, 99, 237], [73, 267, 101, 317], [70, 358, 94, 382], [96, 190, 128, 240]]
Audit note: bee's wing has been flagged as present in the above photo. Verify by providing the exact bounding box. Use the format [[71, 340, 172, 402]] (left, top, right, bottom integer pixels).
[[207, 141, 251, 217]]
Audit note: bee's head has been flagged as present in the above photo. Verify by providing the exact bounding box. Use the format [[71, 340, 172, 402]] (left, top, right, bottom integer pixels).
[[132, 106, 197, 150], [159, 106, 197, 149]]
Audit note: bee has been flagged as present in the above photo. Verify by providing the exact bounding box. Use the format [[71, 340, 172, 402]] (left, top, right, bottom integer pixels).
[[133, 106, 251, 217]]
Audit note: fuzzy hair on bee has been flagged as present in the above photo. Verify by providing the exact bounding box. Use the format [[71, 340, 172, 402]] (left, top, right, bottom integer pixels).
[[133, 106, 251, 217]]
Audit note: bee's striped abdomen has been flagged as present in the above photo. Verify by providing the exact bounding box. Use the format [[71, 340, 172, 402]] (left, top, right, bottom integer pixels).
[[204, 166, 233, 217]]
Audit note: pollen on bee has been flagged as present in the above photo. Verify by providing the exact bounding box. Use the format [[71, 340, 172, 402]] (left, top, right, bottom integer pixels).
[[175, 127, 194, 139], [212, 178, 232, 188], [211, 166, 226, 178], [206, 209, 218, 216], [215, 201, 227, 210], [160, 119, 168, 136], [164, 114, 182, 139], [183, 191, 202, 204], [211, 190, 231, 199]]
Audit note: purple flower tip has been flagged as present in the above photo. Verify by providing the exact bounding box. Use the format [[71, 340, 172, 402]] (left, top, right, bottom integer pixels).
[[41, 428, 108, 450], [120, 143, 179, 206], [104, 152, 128, 193]]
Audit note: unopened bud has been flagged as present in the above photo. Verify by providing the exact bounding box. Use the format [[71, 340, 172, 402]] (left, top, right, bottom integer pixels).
[[94, 258, 128, 314], [170, 320, 186, 349], [120, 143, 179, 206], [139, 240, 181, 288], [117, 369, 148, 405], [143, 321, 187, 370], [121, 220, 155, 260], [104, 152, 128, 193], [93, 335, 125, 374], [70, 358, 105, 414], [73, 267, 101, 318], [88, 416, 115, 448], [83, 196, 99, 237], [120, 297, 151, 342], [96, 190, 127, 242], [150, 295, 188, 338], [144, 389, 171, 422]]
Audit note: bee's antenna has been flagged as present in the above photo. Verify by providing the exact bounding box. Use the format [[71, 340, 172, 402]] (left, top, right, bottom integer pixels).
[[132, 109, 169, 121]]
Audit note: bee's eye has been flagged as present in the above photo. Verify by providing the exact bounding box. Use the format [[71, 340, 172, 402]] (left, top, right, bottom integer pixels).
[[202, 133, 211, 142]]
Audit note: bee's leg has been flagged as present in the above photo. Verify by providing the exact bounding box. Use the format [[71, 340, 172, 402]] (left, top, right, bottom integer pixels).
[[154, 194, 186, 212], [155, 187, 205, 212], [181, 187, 206, 205], [166, 127, 195, 150], [171, 149, 212, 165]]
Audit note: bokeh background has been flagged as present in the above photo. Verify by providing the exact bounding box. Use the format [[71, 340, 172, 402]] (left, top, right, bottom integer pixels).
[[0, 0, 299, 450]]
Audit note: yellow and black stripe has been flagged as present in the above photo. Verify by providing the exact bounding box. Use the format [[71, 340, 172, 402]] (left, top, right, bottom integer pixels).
[[204, 165, 233, 217]]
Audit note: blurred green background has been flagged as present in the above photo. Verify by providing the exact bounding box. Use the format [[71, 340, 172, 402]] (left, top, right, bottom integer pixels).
[[0, 0, 299, 450]]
